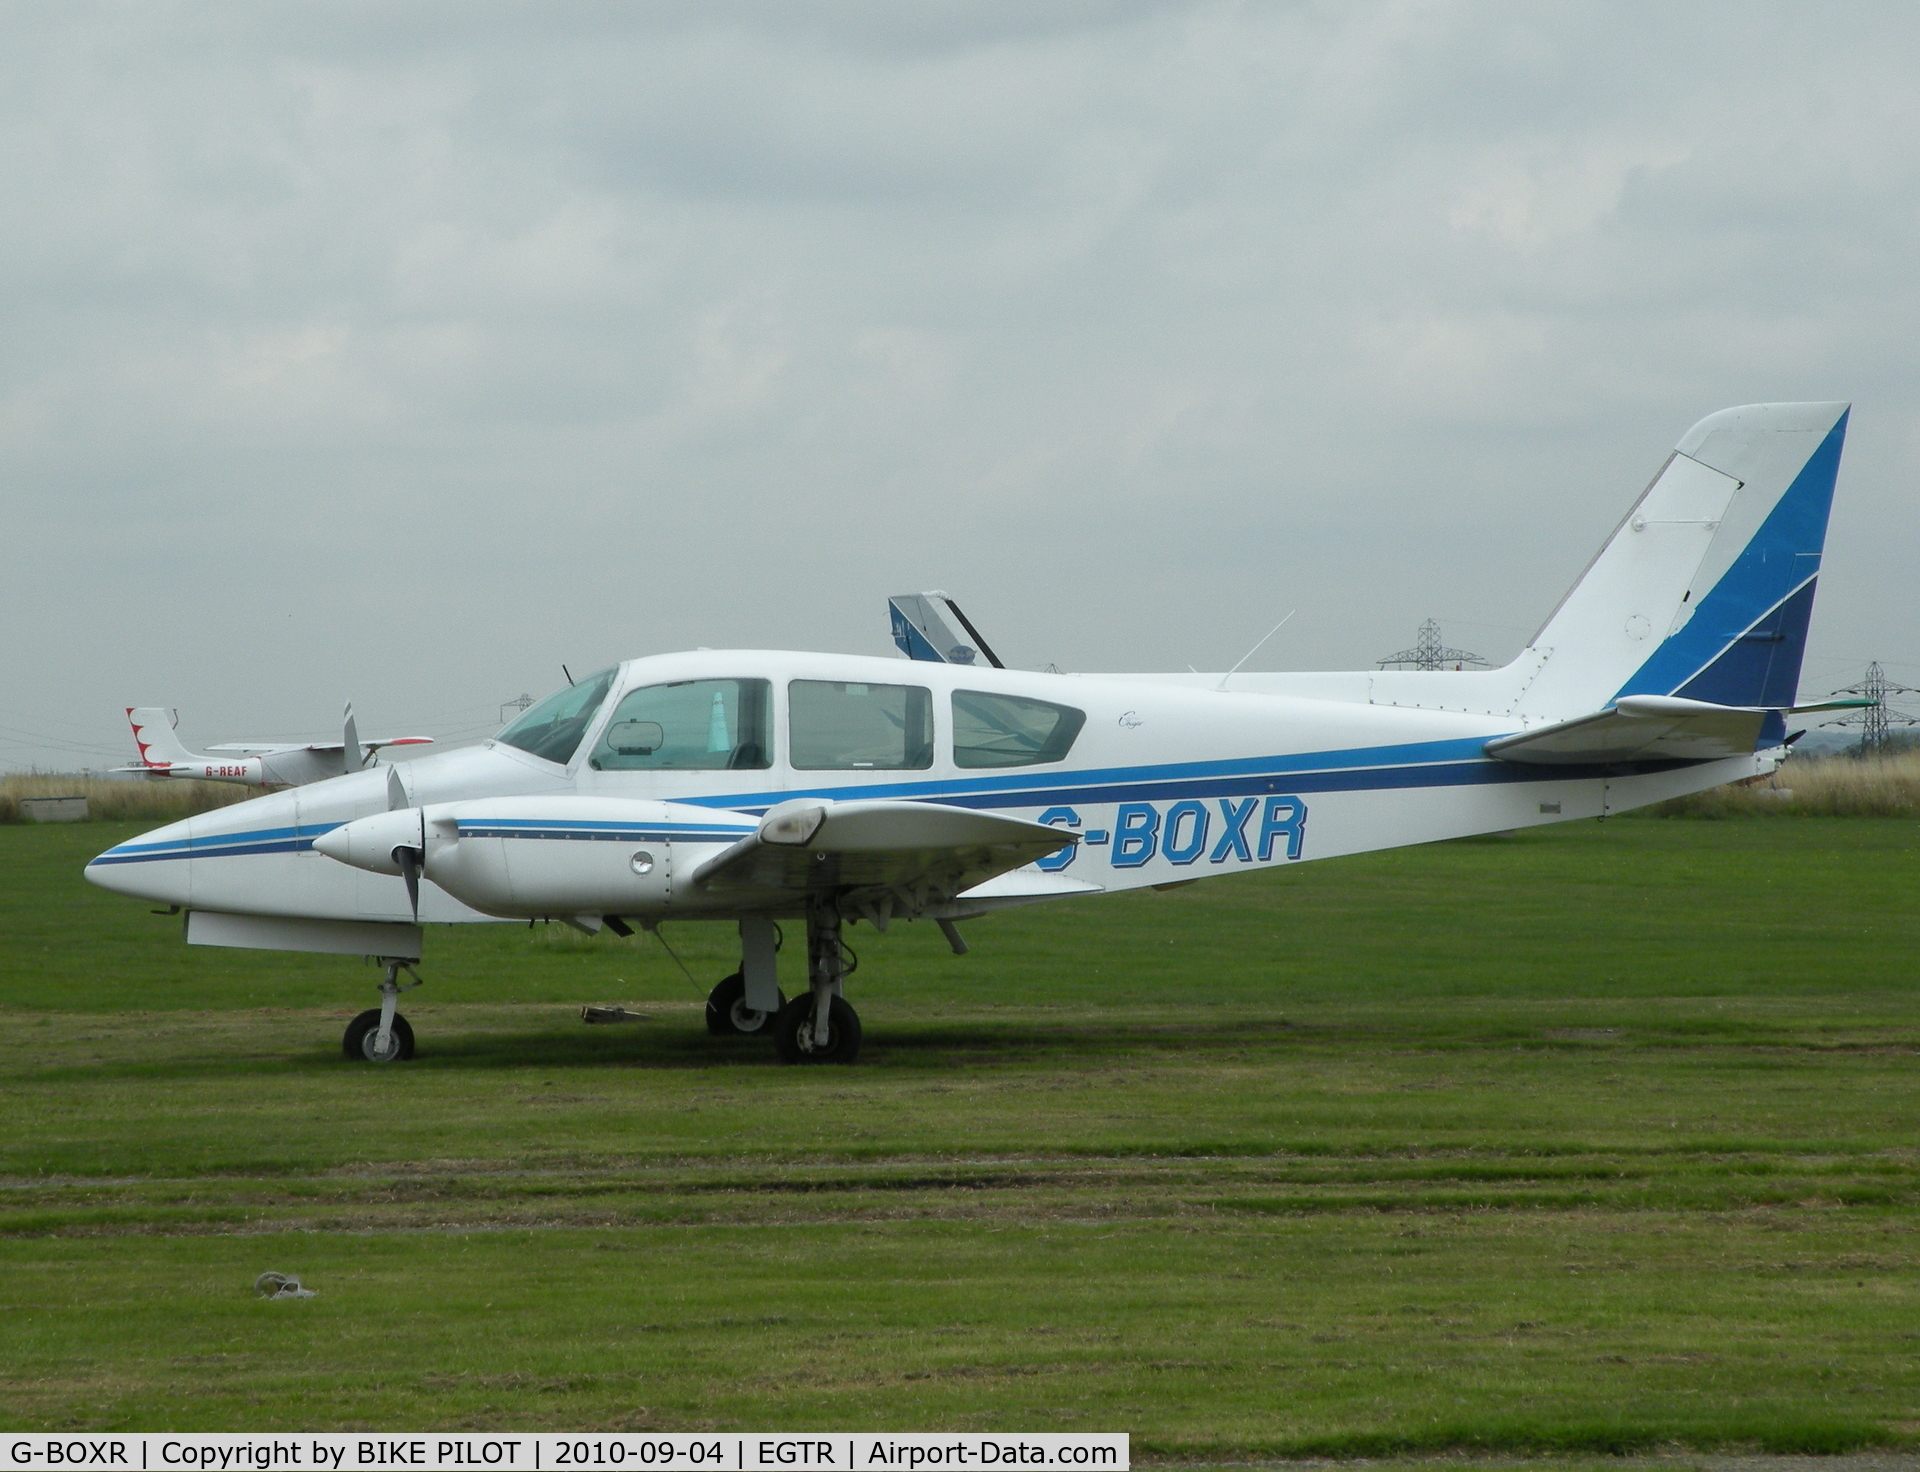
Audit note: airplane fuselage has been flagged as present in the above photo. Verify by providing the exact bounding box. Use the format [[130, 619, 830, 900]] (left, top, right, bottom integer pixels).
[[86, 648, 1767, 930]]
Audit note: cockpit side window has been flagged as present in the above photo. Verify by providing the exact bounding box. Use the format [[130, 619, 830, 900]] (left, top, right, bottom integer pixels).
[[789, 680, 933, 770], [496, 668, 617, 766], [951, 690, 1086, 768], [588, 679, 772, 771]]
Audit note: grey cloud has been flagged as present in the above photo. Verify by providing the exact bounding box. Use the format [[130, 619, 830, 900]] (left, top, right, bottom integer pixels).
[[2, 1, 1917, 762]]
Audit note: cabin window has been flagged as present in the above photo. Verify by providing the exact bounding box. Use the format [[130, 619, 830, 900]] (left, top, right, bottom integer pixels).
[[588, 679, 772, 771], [951, 690, 1086, 768], [789, 680, 933, 770], [496, 667, 617, 766]]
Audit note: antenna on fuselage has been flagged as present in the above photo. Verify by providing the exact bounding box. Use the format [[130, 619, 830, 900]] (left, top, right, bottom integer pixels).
[[1216, 610, 1294, 691], [561, 665, 575, 686]]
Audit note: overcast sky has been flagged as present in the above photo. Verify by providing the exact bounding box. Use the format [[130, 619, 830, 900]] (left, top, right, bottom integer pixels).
[[5, 1, 1918, 768]]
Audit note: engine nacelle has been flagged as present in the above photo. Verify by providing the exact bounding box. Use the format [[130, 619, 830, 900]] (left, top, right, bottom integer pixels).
[[316, 796, 756, 919]]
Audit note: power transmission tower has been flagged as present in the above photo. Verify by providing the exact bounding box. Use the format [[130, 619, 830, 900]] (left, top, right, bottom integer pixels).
[[1821, 662, 1920, 754], [1378, 619, 1489, 672]]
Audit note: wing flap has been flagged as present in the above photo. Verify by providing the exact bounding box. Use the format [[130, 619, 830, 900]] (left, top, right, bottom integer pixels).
[[959, 869, 1104, 901]]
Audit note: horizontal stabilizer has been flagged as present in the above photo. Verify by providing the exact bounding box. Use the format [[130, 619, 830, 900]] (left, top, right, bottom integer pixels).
[[694, 798, 1073, 900], [1486, 694, 1813, 765]]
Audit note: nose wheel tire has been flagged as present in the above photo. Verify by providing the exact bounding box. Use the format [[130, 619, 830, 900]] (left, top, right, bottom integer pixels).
[[705, 973, 785, 1036], [343, 1008, 415, 1062], [773, 993, 862, 1064]]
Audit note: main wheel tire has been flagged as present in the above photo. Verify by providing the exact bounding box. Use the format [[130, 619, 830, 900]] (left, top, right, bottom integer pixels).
[[704, 973, 785, 1036], [342, 1008, 415, 1062], [773, 992, 862, 1064]]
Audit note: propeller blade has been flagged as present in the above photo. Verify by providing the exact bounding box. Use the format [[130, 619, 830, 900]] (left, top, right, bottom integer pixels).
[[397, 846, 421, 923], [386, 766, 407, 811], [342, 702, 364, 774]]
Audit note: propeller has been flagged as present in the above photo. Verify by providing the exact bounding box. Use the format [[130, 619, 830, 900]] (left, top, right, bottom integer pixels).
[[397, 845, 422, 923], [386, 765, 422, 922]]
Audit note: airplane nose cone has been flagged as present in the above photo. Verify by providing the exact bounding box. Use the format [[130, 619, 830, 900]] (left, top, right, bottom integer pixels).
[[312, 809, 421, 875], [84, 822, 194, 906]]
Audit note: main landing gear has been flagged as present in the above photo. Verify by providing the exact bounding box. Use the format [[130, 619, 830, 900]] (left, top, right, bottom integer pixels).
[[343, 958, 421, 1062], [772, 899, 862, 1064], [704, 972, 785, 1036], [703, 904, 862, 1063]]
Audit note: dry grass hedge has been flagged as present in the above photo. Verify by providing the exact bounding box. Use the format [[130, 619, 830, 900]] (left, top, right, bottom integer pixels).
[[1640, 748, 1920, 818], [0, 773, 252, 824], [8, 750, 1918, 826]]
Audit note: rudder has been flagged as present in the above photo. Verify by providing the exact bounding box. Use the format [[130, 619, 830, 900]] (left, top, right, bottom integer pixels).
[[1516, 402, 1848, 718]]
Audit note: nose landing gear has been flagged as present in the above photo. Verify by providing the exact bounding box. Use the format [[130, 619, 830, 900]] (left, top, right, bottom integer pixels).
[[343, 958, 421, 1062]]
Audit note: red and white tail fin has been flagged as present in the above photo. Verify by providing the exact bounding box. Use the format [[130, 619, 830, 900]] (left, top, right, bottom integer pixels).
[[125, 707, 194, 768]]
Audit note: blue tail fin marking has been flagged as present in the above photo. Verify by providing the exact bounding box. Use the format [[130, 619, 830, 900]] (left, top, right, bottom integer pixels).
[[1615, 410, 1847, 707]]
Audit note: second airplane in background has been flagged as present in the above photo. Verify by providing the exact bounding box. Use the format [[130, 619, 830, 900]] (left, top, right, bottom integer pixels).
[[118, 705, 431, 787]]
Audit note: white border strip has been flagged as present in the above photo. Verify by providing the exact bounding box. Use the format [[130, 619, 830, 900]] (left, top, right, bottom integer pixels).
[[3, 1435, 1128, 1472]]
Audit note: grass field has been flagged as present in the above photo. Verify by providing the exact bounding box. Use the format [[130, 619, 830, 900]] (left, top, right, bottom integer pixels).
[[3, 816, 1919, 1452]]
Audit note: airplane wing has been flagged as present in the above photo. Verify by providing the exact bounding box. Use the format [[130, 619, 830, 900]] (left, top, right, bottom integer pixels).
[[205, 737, 433, 753], [1486, 695, 1871, 766], [692, 798, 1074, 903]]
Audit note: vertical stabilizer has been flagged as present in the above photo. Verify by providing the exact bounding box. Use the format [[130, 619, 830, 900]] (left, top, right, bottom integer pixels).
[[1516, 402, 1848, 719], [126, 708, 193, 767], [889, 593, 1004, 667]]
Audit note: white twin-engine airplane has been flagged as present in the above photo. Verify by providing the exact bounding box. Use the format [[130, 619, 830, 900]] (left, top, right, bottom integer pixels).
[[88, 402, 1859, 1066], [118, 705, 432, 786]]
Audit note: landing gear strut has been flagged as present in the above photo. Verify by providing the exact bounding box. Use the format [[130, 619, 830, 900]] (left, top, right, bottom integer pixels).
[[773, 899, 862, 1063], [343, 958, 421, 1062]]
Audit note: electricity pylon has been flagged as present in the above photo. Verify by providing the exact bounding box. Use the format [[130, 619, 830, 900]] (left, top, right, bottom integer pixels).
[[1378, 619, 1489, 672], [1821, 663, 1920, 754]]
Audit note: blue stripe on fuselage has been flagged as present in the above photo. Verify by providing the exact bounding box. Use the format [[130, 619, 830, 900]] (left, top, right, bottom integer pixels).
[[87, 823, 343, 865], [87, 735, 1702, 865], [669, 735, 1686, 814]]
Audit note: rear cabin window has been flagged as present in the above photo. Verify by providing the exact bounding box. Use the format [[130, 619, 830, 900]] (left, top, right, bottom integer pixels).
[[496, 667, 616, 766], [588, 679, 772, 771], [951, 689, 1086, 768], [789, 680, 933, 770]]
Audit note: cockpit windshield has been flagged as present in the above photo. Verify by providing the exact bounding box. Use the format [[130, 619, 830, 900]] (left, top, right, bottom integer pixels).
[[495, 667, 617, 766]]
